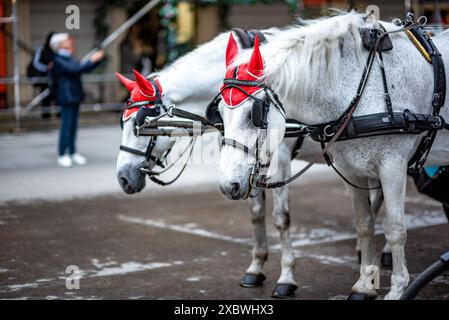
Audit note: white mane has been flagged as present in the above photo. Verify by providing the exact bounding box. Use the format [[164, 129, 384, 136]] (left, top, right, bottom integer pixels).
[[235, 12, 376, 101], [152, 32, 230, 77]]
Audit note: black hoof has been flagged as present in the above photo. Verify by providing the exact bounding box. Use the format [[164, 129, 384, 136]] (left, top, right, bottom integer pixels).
[[357, 251, 361, 264], [381, 252, 393, 268], [347, 292, 377, 300], [240, 273, 266, 288], [271, 283, 298, 299]]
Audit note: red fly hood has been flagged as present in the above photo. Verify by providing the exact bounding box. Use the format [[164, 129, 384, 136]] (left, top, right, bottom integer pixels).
[[115, 69, 163, 121], [221, 34, 264, 107]]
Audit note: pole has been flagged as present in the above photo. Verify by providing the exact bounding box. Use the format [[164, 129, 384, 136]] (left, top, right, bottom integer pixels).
[[24, 0, 162, 112], [12, 0, 20, 129], [82, 0, 162, 62]]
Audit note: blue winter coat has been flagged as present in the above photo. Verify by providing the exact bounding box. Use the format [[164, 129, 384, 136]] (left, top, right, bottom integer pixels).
[[51, 54, 100, 105]]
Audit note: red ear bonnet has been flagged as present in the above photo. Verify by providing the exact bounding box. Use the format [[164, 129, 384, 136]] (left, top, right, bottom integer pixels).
[[225, 33, 238, 68], [118, 70, 163, 122], [133, 69, 155, 97], [221, 35, 265, 107], [247, 36, 264, 78], [115, 72, 135, 92]]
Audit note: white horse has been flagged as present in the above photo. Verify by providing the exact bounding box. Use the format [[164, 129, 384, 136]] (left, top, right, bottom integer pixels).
[[115, 27, 334, 297], [217, 12, 449, 299], [115, 24, 389, 298]]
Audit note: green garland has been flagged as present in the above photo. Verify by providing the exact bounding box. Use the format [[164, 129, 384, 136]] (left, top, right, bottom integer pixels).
[[94, 0, 298, 64], [199, 0, 298, 12]]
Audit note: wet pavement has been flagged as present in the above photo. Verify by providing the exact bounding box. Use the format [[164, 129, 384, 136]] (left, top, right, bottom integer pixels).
[[0, 126, 448, 300], [0, 178, 448, 300]]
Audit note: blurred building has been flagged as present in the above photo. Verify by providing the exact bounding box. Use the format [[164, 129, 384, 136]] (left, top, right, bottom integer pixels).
[[0, 0, 447, 112]]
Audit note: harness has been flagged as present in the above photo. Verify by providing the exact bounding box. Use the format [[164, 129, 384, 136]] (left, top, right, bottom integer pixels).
[[306, 18, 447, 176], [208, 14, 448, 192], [232, 28, 267, 49]]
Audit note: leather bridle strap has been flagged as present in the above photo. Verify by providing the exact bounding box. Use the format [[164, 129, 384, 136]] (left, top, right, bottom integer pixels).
[[144, 137, 197, 186], [119, 145, 147, 157], [222, 138, 254, 155], [119, 138, 166, 168], [170, 107, 214, 126]]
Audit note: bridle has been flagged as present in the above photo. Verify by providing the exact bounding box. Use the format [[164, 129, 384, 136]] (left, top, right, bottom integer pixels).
[[119, 77, 196, 186], [207, 72, 286, 198], [119, 78, 169, 169]]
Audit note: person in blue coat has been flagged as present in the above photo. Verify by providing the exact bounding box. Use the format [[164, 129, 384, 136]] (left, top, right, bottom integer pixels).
[[50, 33, 104, 167]]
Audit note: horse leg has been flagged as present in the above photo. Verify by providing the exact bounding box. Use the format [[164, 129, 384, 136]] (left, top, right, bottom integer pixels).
[[271, 183, 298, 298], [356, 181, 383, 264], [379, 162, 409, 300], [368, 181, 393, 268], [347, 177, 379, 300], [241, 190, 268, 287], [268, 143, 297, 298]]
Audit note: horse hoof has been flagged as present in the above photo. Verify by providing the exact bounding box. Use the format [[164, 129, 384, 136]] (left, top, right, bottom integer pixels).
[[239, 273, 266, 288], [381, 252, 393, 268], [357, 251, 361, 264], [347, 292, 377, 300], [271, 283, 298, 299]]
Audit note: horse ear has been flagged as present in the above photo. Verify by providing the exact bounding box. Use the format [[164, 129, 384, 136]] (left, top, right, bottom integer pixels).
[[133, 69, 155, 96], [247, 36, 264, 77], [115, 72, 135, 92], [226, 33, 239, 68]]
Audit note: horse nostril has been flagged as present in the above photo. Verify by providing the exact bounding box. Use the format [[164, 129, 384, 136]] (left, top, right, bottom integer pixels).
[[119, 175, 135, 194], [120, 176, 129, 188], [230, 182, 241, 196]]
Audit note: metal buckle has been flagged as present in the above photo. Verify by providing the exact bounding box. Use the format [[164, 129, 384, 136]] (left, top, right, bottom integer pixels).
[[431, 116, 443, 129], [167, 105, 175, 117], [134, 126, 140, 137], [248, 162, 264, 198], [432, 93, 441, 108], [324, 125, 336, 137]]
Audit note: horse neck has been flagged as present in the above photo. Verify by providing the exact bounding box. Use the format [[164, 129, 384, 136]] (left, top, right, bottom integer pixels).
[[156, 36, 229, 113]]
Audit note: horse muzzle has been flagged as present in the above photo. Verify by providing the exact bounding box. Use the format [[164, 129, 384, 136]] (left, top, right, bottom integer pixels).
[[117, 164, 146, 194]]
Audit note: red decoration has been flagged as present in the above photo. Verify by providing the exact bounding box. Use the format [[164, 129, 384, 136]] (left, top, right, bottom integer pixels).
[[115, 69, 163, 122], [221, 35, 264, 107]]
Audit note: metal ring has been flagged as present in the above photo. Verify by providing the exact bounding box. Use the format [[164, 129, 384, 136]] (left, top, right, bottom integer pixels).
[[392, 18, 402, 26], [418, 16, 427, 26], [323, 125, 336, 137], [167, 105, 175, 117]]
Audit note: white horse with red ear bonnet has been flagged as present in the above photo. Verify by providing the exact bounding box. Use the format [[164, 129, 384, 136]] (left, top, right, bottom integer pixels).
[[114, 29, 321, 298], [218, 34, 287, 199], [114, 25, 392, 298], [116, 69, 176, 194], [217, 12, 449, 299]]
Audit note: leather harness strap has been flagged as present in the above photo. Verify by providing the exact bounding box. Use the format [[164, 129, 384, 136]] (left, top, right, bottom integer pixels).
[[232, 28, 267, 49], [306, 23, 446, 173]]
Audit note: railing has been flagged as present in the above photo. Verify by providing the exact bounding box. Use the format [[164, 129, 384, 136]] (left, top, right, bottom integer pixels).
[[0, 0, 162, 129]]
